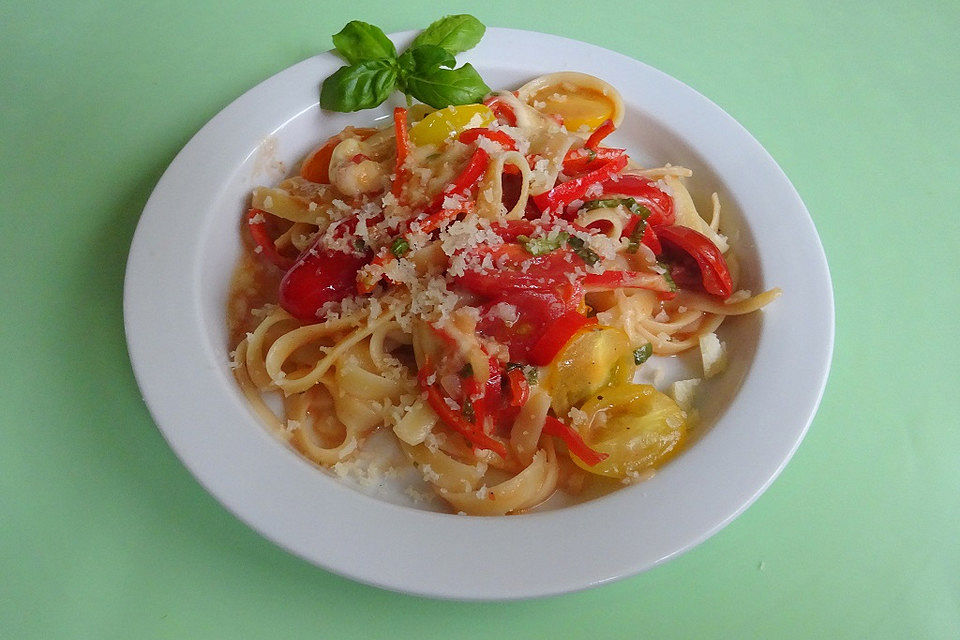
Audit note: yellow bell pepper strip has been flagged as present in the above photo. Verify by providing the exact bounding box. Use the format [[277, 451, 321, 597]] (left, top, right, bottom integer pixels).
[[408, 104, 494, 146], [532, 155, 628, 214], [542, 416, 608, 467]]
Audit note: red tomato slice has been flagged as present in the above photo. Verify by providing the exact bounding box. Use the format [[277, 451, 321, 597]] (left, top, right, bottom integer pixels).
[[279, 246, 369, 322], [476, 289, 575, 362], [456, 234, 588, 361], [278, 216, 372, 321], [655, 224, 733, 298]]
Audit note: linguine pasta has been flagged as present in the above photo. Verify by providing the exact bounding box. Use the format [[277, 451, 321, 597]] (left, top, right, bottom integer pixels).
[[227, 72, 780, 515]]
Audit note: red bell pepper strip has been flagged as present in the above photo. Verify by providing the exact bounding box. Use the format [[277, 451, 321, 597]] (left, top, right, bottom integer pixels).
[[484, 357, 504, 419], [427, 147, 490, 213], [392, 107, 410, 200], [622, 214, 663, 255], [418, 361, 507, 458], [416, 200, 476, 235], [527, 311, 597, 366], [506, 368, 530, 407], [483, 96, 517, 126], [584, 119, 615, 149], [654, 225, 733, 298], [562, 147, 625, 175], [533, 154, 628, 214], [458, 128, 517, 150], [582, 270, 675, 295], [542, 416, 608, 467], [424, 384, 507, 458], [246, 209, 295, 271], [640, 223, 662, 255], [599, 174, 674, 226]]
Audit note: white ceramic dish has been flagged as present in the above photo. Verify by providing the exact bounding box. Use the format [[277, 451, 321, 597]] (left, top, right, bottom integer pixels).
[[124, 28, 833, 600]]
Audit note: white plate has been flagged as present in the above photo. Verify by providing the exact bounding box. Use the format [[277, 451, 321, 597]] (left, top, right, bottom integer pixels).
[[124, 28, 833, 600]]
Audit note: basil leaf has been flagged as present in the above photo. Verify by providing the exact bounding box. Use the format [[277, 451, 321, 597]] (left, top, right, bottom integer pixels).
[[397, 44, 454, 81], [399, 45, 490, 108], [411, 14, 485, 55], [332, 21, 397, 64], [320, 59, 398, 112]]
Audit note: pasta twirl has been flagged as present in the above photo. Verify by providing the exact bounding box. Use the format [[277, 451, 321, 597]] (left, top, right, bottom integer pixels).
[[227, 73, 780, 515]]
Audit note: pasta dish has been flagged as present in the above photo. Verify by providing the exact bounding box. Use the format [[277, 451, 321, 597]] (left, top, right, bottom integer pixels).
[[227, 72, 779, 515]]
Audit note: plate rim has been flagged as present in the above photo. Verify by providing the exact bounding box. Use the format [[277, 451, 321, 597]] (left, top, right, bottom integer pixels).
[[123, 26, 834, 600]]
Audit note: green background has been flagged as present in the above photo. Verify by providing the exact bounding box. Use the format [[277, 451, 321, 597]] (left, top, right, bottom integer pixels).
[[2, 0, 958, 637]]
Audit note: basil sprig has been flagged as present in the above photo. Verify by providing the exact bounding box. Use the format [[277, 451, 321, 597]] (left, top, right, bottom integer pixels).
[[320, 15, 490, 112]]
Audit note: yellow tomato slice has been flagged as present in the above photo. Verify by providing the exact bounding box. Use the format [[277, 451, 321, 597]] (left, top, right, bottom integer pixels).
[[530, 86, 615, 132], [574, 384, 687, 478], [544, 325, 633, 416], [408, 104, 495, 146]]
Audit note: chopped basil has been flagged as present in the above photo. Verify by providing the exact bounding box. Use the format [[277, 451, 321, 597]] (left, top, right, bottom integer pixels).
[[505, 362, 538, 385], [582, 198, 624, 210], [518, 231, 569, 256], [658, 262, 677, 292], [582, 197, 650, 220], [633, 343, 653, 365], [566, 235, 600, 266], [626, 219, 647, 253], [524, 367, 538, 385], [390, 236, 410, 257]]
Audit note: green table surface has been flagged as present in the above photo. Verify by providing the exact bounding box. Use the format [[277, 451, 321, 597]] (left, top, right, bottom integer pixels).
[[2, 1, 958, 637]]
